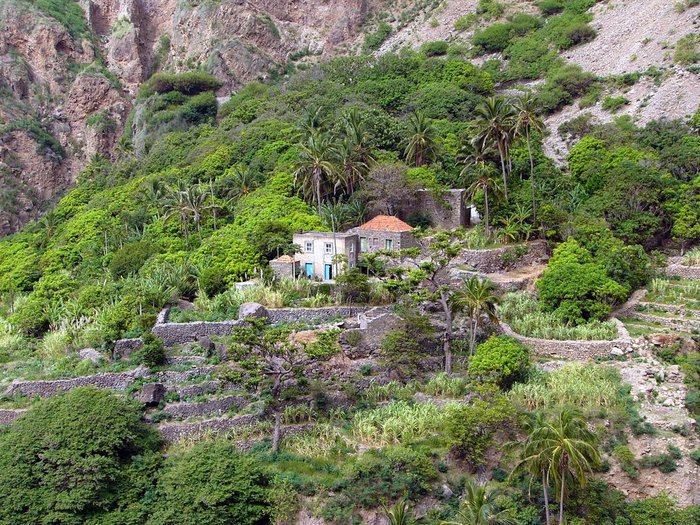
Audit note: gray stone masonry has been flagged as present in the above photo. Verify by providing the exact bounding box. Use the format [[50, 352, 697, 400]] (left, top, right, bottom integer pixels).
[[158, 414, 259, 442], [457, 240, 549, 274], [113, 337, 143, 359], [0, 409, 27, 425], [163, 395, 248, 419], [399, 189, 470, 229], [4, 367, 149, 398], [665, 259, 700, 279], [500, 318, 632, 359]]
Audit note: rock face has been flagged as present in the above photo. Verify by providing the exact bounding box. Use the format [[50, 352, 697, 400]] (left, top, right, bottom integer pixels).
[[238, 302, 269, 320], [137, 382, 166, 406], [0, 0, 379, 235]]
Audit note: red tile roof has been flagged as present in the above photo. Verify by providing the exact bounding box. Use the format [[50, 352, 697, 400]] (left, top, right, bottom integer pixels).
[[358, 215, 413, 232]]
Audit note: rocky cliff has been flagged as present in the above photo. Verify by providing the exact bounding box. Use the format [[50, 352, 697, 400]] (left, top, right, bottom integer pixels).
[[0, 0, 377, 235]]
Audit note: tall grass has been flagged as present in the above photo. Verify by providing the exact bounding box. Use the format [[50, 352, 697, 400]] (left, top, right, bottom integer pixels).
[[38, 329, 71, 360], [510, 363, 623, 412], [283, 423, 353, 457], [500, 293, 618, 340], [352, 400, 459, 446], [682, 246, 700, 266]]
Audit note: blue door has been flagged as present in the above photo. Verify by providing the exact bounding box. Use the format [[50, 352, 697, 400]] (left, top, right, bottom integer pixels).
[[324, 264, 333, 281], [305, 263, 313, 278]]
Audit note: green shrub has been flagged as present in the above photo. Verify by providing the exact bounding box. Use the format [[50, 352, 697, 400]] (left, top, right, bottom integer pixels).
[[136, 332, 166, 368], [148, 440, 271, 525], [537, 0, 566, 15], [29, 0, 90, 38], [144, 71, 223, 96], [473, 23, 513, 53], [0, 388, 162, 523], [180, 92, 218, 123], [476, 0, 505, 18], [602, 95, 629, 112], [613, 445, 639, 479], [638, 447, 679, 473], [675, 34, 700, 66], [691, 448, 700, 464], [380, 313, 436, 380], [335, 268, 371, 303], [468, 335, 530, 389], [420, 41, 449, 56], [109, 240, 155, 278], [364, 22, 392, 50]]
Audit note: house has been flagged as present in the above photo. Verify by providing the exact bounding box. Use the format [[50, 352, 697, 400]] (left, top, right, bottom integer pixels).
[[350, 215, 417, 253], [291, 231, 359, 281], [398, 189, 471, 230], [269, 254, 301, 279]]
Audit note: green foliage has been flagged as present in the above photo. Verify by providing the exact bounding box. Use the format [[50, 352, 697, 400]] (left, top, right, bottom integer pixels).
[[110, 240, 156, 278], [468, 335, 530, 389], [0, 388, 162, 523], [363, 22, 392, 50], [1, 117, 65, 157], [674, 33, 700, 66], [380, 313, 436, 380], [25, 0, 90, 38], [148, 440, 271, 525], [444, 386, 515, 467], [143, 71, 223, 96], [602, 95, 629, 112], [136, 332, 166, 368], [335, 268, 371, 303], [537, 239, 628, 324], [420, 41, 449, 56]]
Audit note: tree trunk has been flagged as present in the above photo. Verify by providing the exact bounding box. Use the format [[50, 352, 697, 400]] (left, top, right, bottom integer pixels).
[[543, 469, 551, 525], [527, 128, 536, 223], [558, 467, 566, 525], [272, 410, 282, 453], [439, 289, 453, 375], [498, 143, 509, 202], [484, 185, 490, 236]]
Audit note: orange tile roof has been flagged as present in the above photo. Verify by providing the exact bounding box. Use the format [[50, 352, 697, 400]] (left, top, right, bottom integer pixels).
[[272, 255, 299, 263], [358, 215, 413, 232]]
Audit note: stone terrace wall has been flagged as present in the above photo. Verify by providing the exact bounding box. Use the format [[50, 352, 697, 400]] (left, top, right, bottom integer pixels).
[[459, 241, 549, 274], [665, 258, 700, 279], [501, 319, 632, 359], [159, 414, 259, 442], [0, 409, 27, 425], [152, 306, 389, 346], [4, 368, 149, 398], [163, 395, 247, 419]]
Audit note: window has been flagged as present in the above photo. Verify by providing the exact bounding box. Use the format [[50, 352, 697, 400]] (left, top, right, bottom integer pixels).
[[385, 239, 394, 250], [349, 242, 355, 253], [324, 242, 333, 254], [372, 238, 379, 247], [360, 237, 368, 252], [305, 241, 313, 253]]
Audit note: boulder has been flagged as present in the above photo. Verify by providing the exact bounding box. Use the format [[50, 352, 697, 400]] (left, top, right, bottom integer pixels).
[[197, 335, 215, 356], [238, 302, 269, 320], [610, 347, 625, 357], [78, 348, 102, 363], [137, 383, 166, 406], [648, 333, 681, 347]]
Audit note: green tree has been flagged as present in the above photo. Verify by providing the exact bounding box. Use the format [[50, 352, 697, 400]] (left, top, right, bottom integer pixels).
[[461, 139, 502, 236], [440, 477, 516, 525], [148, 440, 271, 525], [474, 97, 515, 202], [513, 92, 545, 221], [402, 111, 439, 167], [294, 129, 339, 214], [453, 276, 500, 356], [468, 335, 528, 389], [0, 388, 162, 524]]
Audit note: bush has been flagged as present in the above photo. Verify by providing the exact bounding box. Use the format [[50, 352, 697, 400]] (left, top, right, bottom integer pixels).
[[148, 440, 271, 525], [602, 96, 629, 112], [420, 41, 449, 56], [468, 335, 530, 389], [364, 22, 392, 50], [559, 22, 596, 49], [0, 388, 162, 523], [473, 23, 513, 53], [180, 92, 218, 123], [110, 240, 155, 278], [335, 268, 371, 303], [136, 332, 166, 368], [380, 313, 436, 380], [613, 445, 639, 479], [144, 71, 223, 96]]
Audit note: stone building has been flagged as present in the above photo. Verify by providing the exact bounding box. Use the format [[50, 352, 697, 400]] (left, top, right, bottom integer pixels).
[[292, 231, 359, 281], [350, 215, 417, 253], [399, 189, 470, 230], [269, 254, 301, 279]]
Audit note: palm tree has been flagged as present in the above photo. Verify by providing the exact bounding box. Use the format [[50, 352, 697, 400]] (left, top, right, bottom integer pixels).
[[183, 184, 208, 243], [337, 136, 369, 195], [343, 107, 375, 168], [513, 93, 545, 221], [509, 412, 555, 525], [465, 165, 502, 237], [441, 477, 516, 525], [546, 408, 600, 525], [162, 182, 193, 247], [222, 164, 259, 201], [384, 499, 414, 525], [294, 130, 339, 214], [403, 111, 439, 167], [453, 276, 500, 356], [474, 97, 515, 202]]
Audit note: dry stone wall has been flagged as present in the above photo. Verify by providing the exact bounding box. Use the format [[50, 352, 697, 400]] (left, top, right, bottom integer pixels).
[[458, 241, 549, 274], [4, 368, 149, 398], [501, 319, 632, 359], [158, 414, 259, 442], [665, 262, 700, 279], [0, 409, 27, 424], [163, 395, 247, 419]]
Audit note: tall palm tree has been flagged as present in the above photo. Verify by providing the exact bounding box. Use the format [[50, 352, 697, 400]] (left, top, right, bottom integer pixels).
[[545, 408, 600, 525], [403, 111, 439, 167], [441, 477, 516, 525], [337, 136, 369, 195], [222, 164, 260, 202], [513, 93, 545, 222], [162, 182, 193, 247], [453, 276, 500, 356], [384, 499, 414, 525], [465, 165, 502, 237], [509, 412, 555, 525], [294, 130, 339, 214], [183, 184, 208, 243], [474, 97, 515, 202], [343, 107, 375, 168]]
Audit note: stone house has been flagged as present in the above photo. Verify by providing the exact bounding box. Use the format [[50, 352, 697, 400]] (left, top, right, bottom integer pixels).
[[350, 215, 417, 253], [269, 254, 301, 279], [291, 231, 359, 281], [398, 189, 471, 230]]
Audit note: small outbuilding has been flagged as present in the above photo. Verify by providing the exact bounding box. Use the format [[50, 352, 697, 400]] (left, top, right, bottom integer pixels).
[[351, 215, 417, 253]]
